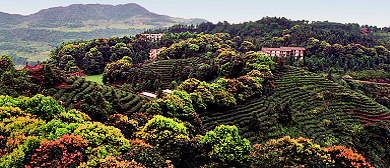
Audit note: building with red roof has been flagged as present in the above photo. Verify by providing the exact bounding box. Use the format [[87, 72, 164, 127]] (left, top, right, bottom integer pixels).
[[23, 61, 42, 70]]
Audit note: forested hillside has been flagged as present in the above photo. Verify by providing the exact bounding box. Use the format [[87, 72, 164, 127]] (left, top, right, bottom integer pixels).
[[149, 17, 389, 48], [2, 15, 390, 167]]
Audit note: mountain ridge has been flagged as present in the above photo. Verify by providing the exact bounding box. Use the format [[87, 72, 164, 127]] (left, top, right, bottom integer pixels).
[[0, 3, 207, 65], [0, 3, 205, 28]]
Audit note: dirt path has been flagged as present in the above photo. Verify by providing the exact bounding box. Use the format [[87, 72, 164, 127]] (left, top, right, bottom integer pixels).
[[347, 79, 390, 86]]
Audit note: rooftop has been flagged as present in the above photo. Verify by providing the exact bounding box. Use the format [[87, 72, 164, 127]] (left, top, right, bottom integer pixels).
[[261, 47, 306, 51]]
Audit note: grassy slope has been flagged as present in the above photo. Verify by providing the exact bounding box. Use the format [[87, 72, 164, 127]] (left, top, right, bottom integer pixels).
[[84, 74, 103, 84]]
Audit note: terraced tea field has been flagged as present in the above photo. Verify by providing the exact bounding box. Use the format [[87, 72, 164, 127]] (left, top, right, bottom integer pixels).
[[51, 77, 152, 114], [138, 57, 207, 88], [202, 66, 390, 145]]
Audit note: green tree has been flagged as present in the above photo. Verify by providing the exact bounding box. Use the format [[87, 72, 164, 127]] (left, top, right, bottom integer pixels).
[[102, 59, 133, 84], [0, 55, 14, 73], [82, 48, 104, 75], [23, 94, 65, 121], [105, 114, 138, 139], [138, 115, 190, 161], [200, 125, 250, 167]]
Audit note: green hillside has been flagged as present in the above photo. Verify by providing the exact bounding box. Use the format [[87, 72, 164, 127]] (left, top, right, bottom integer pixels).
[[49, 76, 150, 122], [202, 66, 390, 167], [2, 16, 390, 167]]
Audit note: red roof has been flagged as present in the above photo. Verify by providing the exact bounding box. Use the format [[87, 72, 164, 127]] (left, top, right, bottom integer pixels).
[[23, 61, 42, 70], [261, 47, 305, 51], [23, 62, 32, 70], [34, 61, 42, 69]]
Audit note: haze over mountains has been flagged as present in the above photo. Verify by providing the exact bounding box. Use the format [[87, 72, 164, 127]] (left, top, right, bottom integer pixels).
[[0, 3, 205, 28], [0, 3, 206, 66]]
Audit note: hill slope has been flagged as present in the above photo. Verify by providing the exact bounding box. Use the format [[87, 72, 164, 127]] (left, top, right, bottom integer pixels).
[[0, 3, 206, 65], [202, 66, 390, 167]]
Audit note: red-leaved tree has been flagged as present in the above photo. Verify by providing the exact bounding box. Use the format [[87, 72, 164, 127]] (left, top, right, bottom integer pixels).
[[322, 145, 374, 168], [26, 134, 88, 168]]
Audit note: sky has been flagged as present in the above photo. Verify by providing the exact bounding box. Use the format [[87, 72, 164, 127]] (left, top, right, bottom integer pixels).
[[0, 0, 389, 27]]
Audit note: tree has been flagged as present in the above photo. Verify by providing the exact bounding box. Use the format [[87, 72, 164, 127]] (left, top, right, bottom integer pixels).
[[23, 94, 65, 121], [105, 114, 138, 139], [121, 139, 169, 168], [250, 136, 329, 167], [138, 115, 190, 161], [177, 78, 201, 93], [0, 55, 14, 73], [200, 125, 250, 167], [55, 109, 91, 123], [145, 90, 195, 121], [238, 41, 255, 53], [41, 64, 62, 88], [322, 146, 373, 168], [72, 122, 129, 155], [25, 134, 88, 168], [59, 55, 76, 71], [82, 48, 104, 75], [0, 70, 39, 97], [210, 84, 236, 108], [102, 59, 133, 84]]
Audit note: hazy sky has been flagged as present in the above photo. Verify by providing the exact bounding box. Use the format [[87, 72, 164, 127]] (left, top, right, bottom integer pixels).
[[1, 0, 389, 27]]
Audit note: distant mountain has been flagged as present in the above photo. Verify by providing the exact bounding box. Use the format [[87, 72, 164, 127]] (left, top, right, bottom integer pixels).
[[0, 12, 24, 27], [0, 3, 206, 28], [25, 3, 185, 28], [0, 3, 207, 65]]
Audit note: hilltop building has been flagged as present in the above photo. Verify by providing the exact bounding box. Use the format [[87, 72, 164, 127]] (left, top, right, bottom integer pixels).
[[142, 33, 163, 41], [258, 47, 305, 59]]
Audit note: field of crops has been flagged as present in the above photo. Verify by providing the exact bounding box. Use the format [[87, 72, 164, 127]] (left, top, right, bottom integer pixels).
[[138, 57, 207, 88], [51, 77, 152, 115]]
